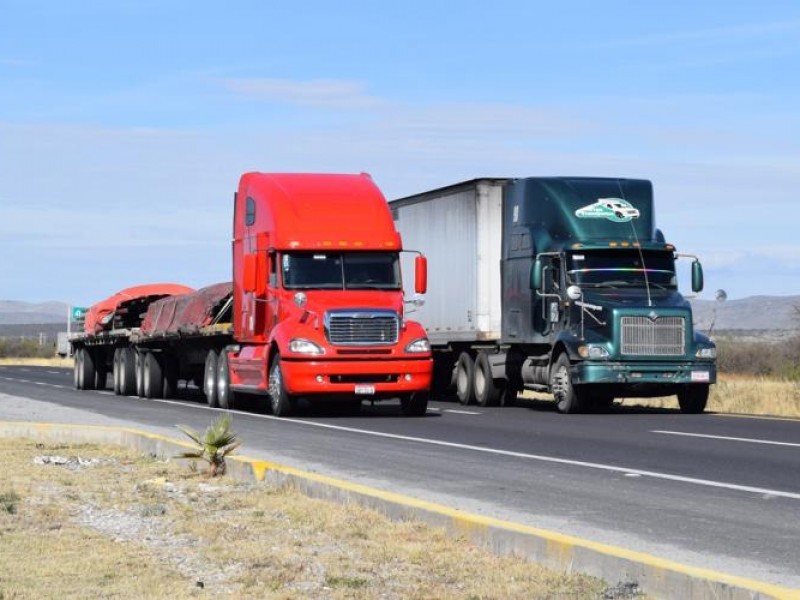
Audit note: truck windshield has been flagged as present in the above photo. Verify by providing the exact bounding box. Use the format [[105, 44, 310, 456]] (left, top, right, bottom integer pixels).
[[282, 252, 401, 290], [566, 250, 677, 289]]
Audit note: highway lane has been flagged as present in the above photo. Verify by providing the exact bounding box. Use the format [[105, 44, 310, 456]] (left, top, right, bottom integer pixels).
[[2, 365, 799, 587]]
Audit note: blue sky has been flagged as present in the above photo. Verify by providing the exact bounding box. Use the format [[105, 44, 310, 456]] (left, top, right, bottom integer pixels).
[[1, 1, 799, 304]]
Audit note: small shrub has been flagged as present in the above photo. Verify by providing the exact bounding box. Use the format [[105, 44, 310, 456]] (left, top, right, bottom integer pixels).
[[176, 414, 241, 477], [1, 490, 21, 514]]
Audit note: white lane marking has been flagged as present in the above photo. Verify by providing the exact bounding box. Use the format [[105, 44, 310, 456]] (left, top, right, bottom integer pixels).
[[444, 409, 482, 415], [20, 368, 31, 372], [47, 370, 61, 374], [426, 407, 441, 412], [653, 430, 800, 449], [6, 375, 800, 501]]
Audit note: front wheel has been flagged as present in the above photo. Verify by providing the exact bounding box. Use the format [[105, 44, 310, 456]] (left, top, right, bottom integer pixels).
[[455, 352, 475, 405], [217, 350, 235, 410], [678, 384, 709, 414], [268, 356, 294, 417], [550, 353, 585, 414], [204, 350, 219, 408], [401, 391, 429, 417]]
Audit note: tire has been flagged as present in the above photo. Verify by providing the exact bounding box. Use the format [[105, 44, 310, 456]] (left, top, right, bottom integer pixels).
[[268, 356, 293, 417], [204, 350, 219, 408], [401, 391, 429, 417], [455, 352, 475, 405], [135, 350, 145, 397], [112, 349, 121, 395], [73, 348, 82, 389], [550, 353, 585, 414], [142, 352, 163, 399], [217, 350, 235, 410], [161, 353, 179, 399], [474, 351, 501, 407], [678, 384, 709, 414], [118, 348, 136, 396], [77, 347, 96, 391]]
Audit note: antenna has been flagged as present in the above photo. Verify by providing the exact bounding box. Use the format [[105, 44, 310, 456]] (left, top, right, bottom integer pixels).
[[617, 181, 653, 307]]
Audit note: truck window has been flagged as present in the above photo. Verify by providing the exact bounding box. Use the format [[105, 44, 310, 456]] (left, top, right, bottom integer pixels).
[[282, 252, 401, 290], [566, 250, 676, 289]]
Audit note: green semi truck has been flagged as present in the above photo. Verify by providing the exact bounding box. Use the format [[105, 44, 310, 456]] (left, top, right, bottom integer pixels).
[[391, 177, 716, 413]]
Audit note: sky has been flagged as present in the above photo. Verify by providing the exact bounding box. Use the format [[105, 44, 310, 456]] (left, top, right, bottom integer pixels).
[[1, 0, 800, 305]]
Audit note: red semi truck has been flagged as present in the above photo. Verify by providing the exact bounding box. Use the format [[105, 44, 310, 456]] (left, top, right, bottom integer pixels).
[[70, 172, 433, 416]]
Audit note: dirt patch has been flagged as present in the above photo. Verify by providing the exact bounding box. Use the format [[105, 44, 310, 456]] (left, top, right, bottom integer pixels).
[[0, 438, 609, 599]]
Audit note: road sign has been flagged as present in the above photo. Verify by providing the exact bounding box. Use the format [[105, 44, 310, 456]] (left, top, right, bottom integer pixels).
[[70, 306, 88, 321]]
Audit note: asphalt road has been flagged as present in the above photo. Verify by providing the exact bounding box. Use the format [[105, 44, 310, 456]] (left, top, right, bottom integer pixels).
[[2, 365, 799, 588]]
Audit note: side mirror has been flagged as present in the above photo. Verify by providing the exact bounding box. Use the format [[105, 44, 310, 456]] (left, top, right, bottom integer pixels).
[[414, 255, 428, 295], [531, 259, 543, 291], [243, 254, 257, 293], [691, 261, 704, 293]]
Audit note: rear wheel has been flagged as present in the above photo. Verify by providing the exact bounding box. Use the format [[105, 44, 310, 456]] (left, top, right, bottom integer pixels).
[[204, 350, 219, 408], [118, 348, 136, 396], [474, 351, 501, 407], [142, 352, 163, 399], [112, 349, 121, 395], [550, 353, 585, 414], [217, 350, 235, 410], [678, 384, 709, 414], [401, 391, 429, 416], [77, 348, 96, 391], [135, 351, 145, 397], [455, 352, 475, 405], [268, 356, 293, 417]]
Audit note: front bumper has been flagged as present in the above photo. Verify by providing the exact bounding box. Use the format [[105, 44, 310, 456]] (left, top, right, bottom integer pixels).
[[572, 360, 717, 386], [280, 357, 433, 397]]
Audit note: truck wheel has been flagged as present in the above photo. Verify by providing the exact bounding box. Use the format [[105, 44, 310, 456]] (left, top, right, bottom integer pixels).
[[78, 348, 96, 391], [401, 391, 429, 417], [142, 352, 163, 399], [474, 352, 501, 407], [118, 348, 136, 396], [73, 348, 82, 389], [135, 350, 145, 397], [268, 356, 293, 417], [217, 350, 235, 410], [112, 349, 121, 394], [550, 353, 584, 414], [455, 352, 475, 405], [678, 385, 709, 414], [161, 353, 179, 399], [204, 350, 219, 407]]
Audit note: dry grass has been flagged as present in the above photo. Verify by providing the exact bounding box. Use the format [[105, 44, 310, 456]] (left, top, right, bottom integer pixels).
[[617, 375, 800, 418], [0, 356, 73, 367], [0, 438, 607, 599]]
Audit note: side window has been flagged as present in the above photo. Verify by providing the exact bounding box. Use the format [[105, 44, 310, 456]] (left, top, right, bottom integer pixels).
[[269, 252, 278, 288], [245, 197, 256, 226]]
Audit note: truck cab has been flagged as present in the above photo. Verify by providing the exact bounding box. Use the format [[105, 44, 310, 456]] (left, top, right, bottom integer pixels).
[[226, 172, 433, 416], [508, 177, 716, 413]]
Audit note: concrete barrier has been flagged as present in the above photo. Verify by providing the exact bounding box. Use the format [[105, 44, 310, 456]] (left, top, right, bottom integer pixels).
[[2, 421, 797, 600]]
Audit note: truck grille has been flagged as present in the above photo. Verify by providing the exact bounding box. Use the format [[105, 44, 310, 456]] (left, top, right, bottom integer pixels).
[[325, 311, 399, 346], [621, 316, 685, 356]]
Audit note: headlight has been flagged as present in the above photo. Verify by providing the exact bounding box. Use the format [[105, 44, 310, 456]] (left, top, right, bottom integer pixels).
[[288, 338, 325, 355], [577, 345, 609, 359], [696, 347, 716, 359], [405, 338, 431, 353]]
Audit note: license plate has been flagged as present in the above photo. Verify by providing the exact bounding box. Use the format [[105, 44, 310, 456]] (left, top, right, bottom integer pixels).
[[355, 384, 376, 395], [691, 371, 710, 382]]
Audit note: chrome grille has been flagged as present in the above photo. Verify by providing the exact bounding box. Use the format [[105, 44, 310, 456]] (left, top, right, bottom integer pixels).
[[621, 316, 685, 356], [326, 311, 399, 346]]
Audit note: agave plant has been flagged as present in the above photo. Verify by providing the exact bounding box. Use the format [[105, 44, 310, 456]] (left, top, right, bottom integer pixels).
[[176, 414, 241, 477]]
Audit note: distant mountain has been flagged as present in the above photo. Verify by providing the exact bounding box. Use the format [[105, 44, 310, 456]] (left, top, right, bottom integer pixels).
[[0, 300, 69, 325], [690, 295, 800, 332]]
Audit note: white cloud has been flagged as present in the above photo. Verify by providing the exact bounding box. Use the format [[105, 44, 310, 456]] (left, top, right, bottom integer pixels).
[[214, 77, 384, 109]]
